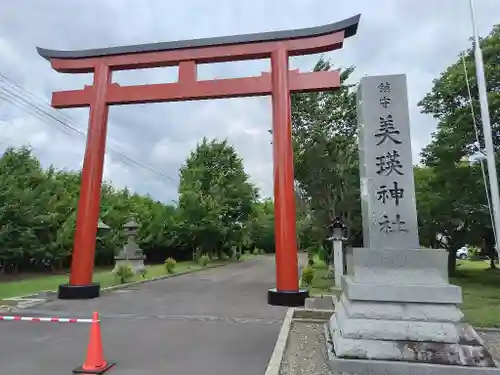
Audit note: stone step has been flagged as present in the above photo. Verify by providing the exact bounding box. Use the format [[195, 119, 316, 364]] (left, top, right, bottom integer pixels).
[[331, 309, 460, 343], [343, 275, 462, 304], [339, 293, 464, 322], [329, 326, 497, 368]]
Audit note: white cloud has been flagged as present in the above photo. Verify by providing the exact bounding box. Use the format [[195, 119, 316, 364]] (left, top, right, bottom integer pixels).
[[0, 0, 498, 203]]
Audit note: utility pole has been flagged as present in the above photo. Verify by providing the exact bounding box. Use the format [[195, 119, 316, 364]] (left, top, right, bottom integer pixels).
[[469, 0, 500, 259]]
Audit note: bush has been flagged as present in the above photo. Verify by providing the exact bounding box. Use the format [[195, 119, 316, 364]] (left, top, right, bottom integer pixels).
[[301, 266, 315, 286], [198, 254, 210, 267], [164, 257, 177, 274], [235, 252, 242, 260], [114, 263, 134, 284]]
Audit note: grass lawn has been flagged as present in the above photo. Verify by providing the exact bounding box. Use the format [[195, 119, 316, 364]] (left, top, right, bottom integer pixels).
[[452, 260, 500, 328], [305, 261, 336, 297], [0, 253, 257, 300], [302, 257, 340, 297], [306, 257, 500, 328]]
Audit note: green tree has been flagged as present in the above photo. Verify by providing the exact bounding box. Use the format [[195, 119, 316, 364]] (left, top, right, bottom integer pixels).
[[415, 163, 490, 274], [249, 199, 275, 253], [0, 142, 271, 274], [419, 25, 500, 166], [291, 58, 361, 247], [178, 138, 258, 259], [417, 24, 500, 273]]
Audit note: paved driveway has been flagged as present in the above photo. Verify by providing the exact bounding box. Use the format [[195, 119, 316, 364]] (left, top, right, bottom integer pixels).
[[0, 254, 304, 375]]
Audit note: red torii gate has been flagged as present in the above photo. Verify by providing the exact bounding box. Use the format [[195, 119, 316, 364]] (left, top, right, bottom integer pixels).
[[38, 14, 360, 306]]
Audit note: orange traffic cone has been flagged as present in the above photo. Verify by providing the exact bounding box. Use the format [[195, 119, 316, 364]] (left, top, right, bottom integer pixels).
[[73, 312, 115, 374]]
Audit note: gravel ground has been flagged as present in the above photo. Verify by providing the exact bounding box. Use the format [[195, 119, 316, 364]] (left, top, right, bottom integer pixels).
[[478, 330, 500, 362], [279, 321, 330, 375], [279, 322, 500, 375]]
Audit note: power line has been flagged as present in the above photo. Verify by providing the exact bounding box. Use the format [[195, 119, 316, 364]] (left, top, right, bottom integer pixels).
[[0, 74, 171, 176], [0, 90, 85, 141], [0, 73, 175, 182], [0, 72, 133, 155], [0, 86, 174, 181], [0, 73, 174, 179], [0, 85, 174, 181]]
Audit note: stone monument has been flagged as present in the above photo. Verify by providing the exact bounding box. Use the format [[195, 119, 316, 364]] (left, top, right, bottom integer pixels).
[[113, 219, 145, 274], [325, 74, 500, 374]]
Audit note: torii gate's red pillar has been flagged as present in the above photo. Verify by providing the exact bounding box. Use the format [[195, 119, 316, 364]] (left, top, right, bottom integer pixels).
[[270, 48, 300, 294], [65, 62, 110, 294]]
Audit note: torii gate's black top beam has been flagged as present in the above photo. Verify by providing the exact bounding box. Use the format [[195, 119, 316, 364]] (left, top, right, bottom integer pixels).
[[37, 14, 360, 60]]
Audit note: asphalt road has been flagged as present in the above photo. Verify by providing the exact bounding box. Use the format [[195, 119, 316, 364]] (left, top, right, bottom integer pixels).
[[0, 254, 304, 375]]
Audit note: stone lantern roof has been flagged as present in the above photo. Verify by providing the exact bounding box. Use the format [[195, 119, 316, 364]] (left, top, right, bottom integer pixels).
[[123, 219, 139, 229]]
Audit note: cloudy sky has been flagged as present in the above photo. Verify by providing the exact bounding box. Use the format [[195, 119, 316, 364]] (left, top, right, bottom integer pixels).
[[1, 0, 499, 203]]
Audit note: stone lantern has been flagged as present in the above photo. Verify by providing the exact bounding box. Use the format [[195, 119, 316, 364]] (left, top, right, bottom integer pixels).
[[123, 219, 139, 237], [97, 219, 110, 239], [327, 216, 347, 289], [328, 216, 347, 241], [113, 218, 145, 274]]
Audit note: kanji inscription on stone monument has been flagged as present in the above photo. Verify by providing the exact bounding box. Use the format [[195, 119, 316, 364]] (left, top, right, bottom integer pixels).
[[357, 74, 419, 250]]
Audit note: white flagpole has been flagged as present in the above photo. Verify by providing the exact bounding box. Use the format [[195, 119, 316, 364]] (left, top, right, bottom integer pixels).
[[469, 0, 500, 259]]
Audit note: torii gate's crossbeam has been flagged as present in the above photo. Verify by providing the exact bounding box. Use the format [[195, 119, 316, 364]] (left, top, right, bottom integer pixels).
[[38, 14, 360, 306], [51, 70, 340, 108]]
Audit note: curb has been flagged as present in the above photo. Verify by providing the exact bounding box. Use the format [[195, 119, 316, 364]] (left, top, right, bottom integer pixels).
[[0, 305, 12, 313], [293, 308, 333, 321], [265, 308, 294, 375], [476, 328, 500, 333], [292, 318, 329, 324], [3, 258, 257, 310]]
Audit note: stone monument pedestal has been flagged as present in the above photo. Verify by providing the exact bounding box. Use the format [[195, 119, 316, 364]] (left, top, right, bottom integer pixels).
[[326, 247, 499, 374], [326, 73, 500, 374]]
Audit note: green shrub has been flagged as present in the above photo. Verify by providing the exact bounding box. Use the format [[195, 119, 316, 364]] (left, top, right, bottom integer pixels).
[[235, 252, 242, 260], [301, 266, 315, 286], [199, 254, 210, 267], [114, 263, 134, 284], [164, 257, 177, 274]]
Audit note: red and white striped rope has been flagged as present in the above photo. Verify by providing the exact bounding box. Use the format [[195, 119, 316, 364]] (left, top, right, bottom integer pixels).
[[0, 315, 95, 323]]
